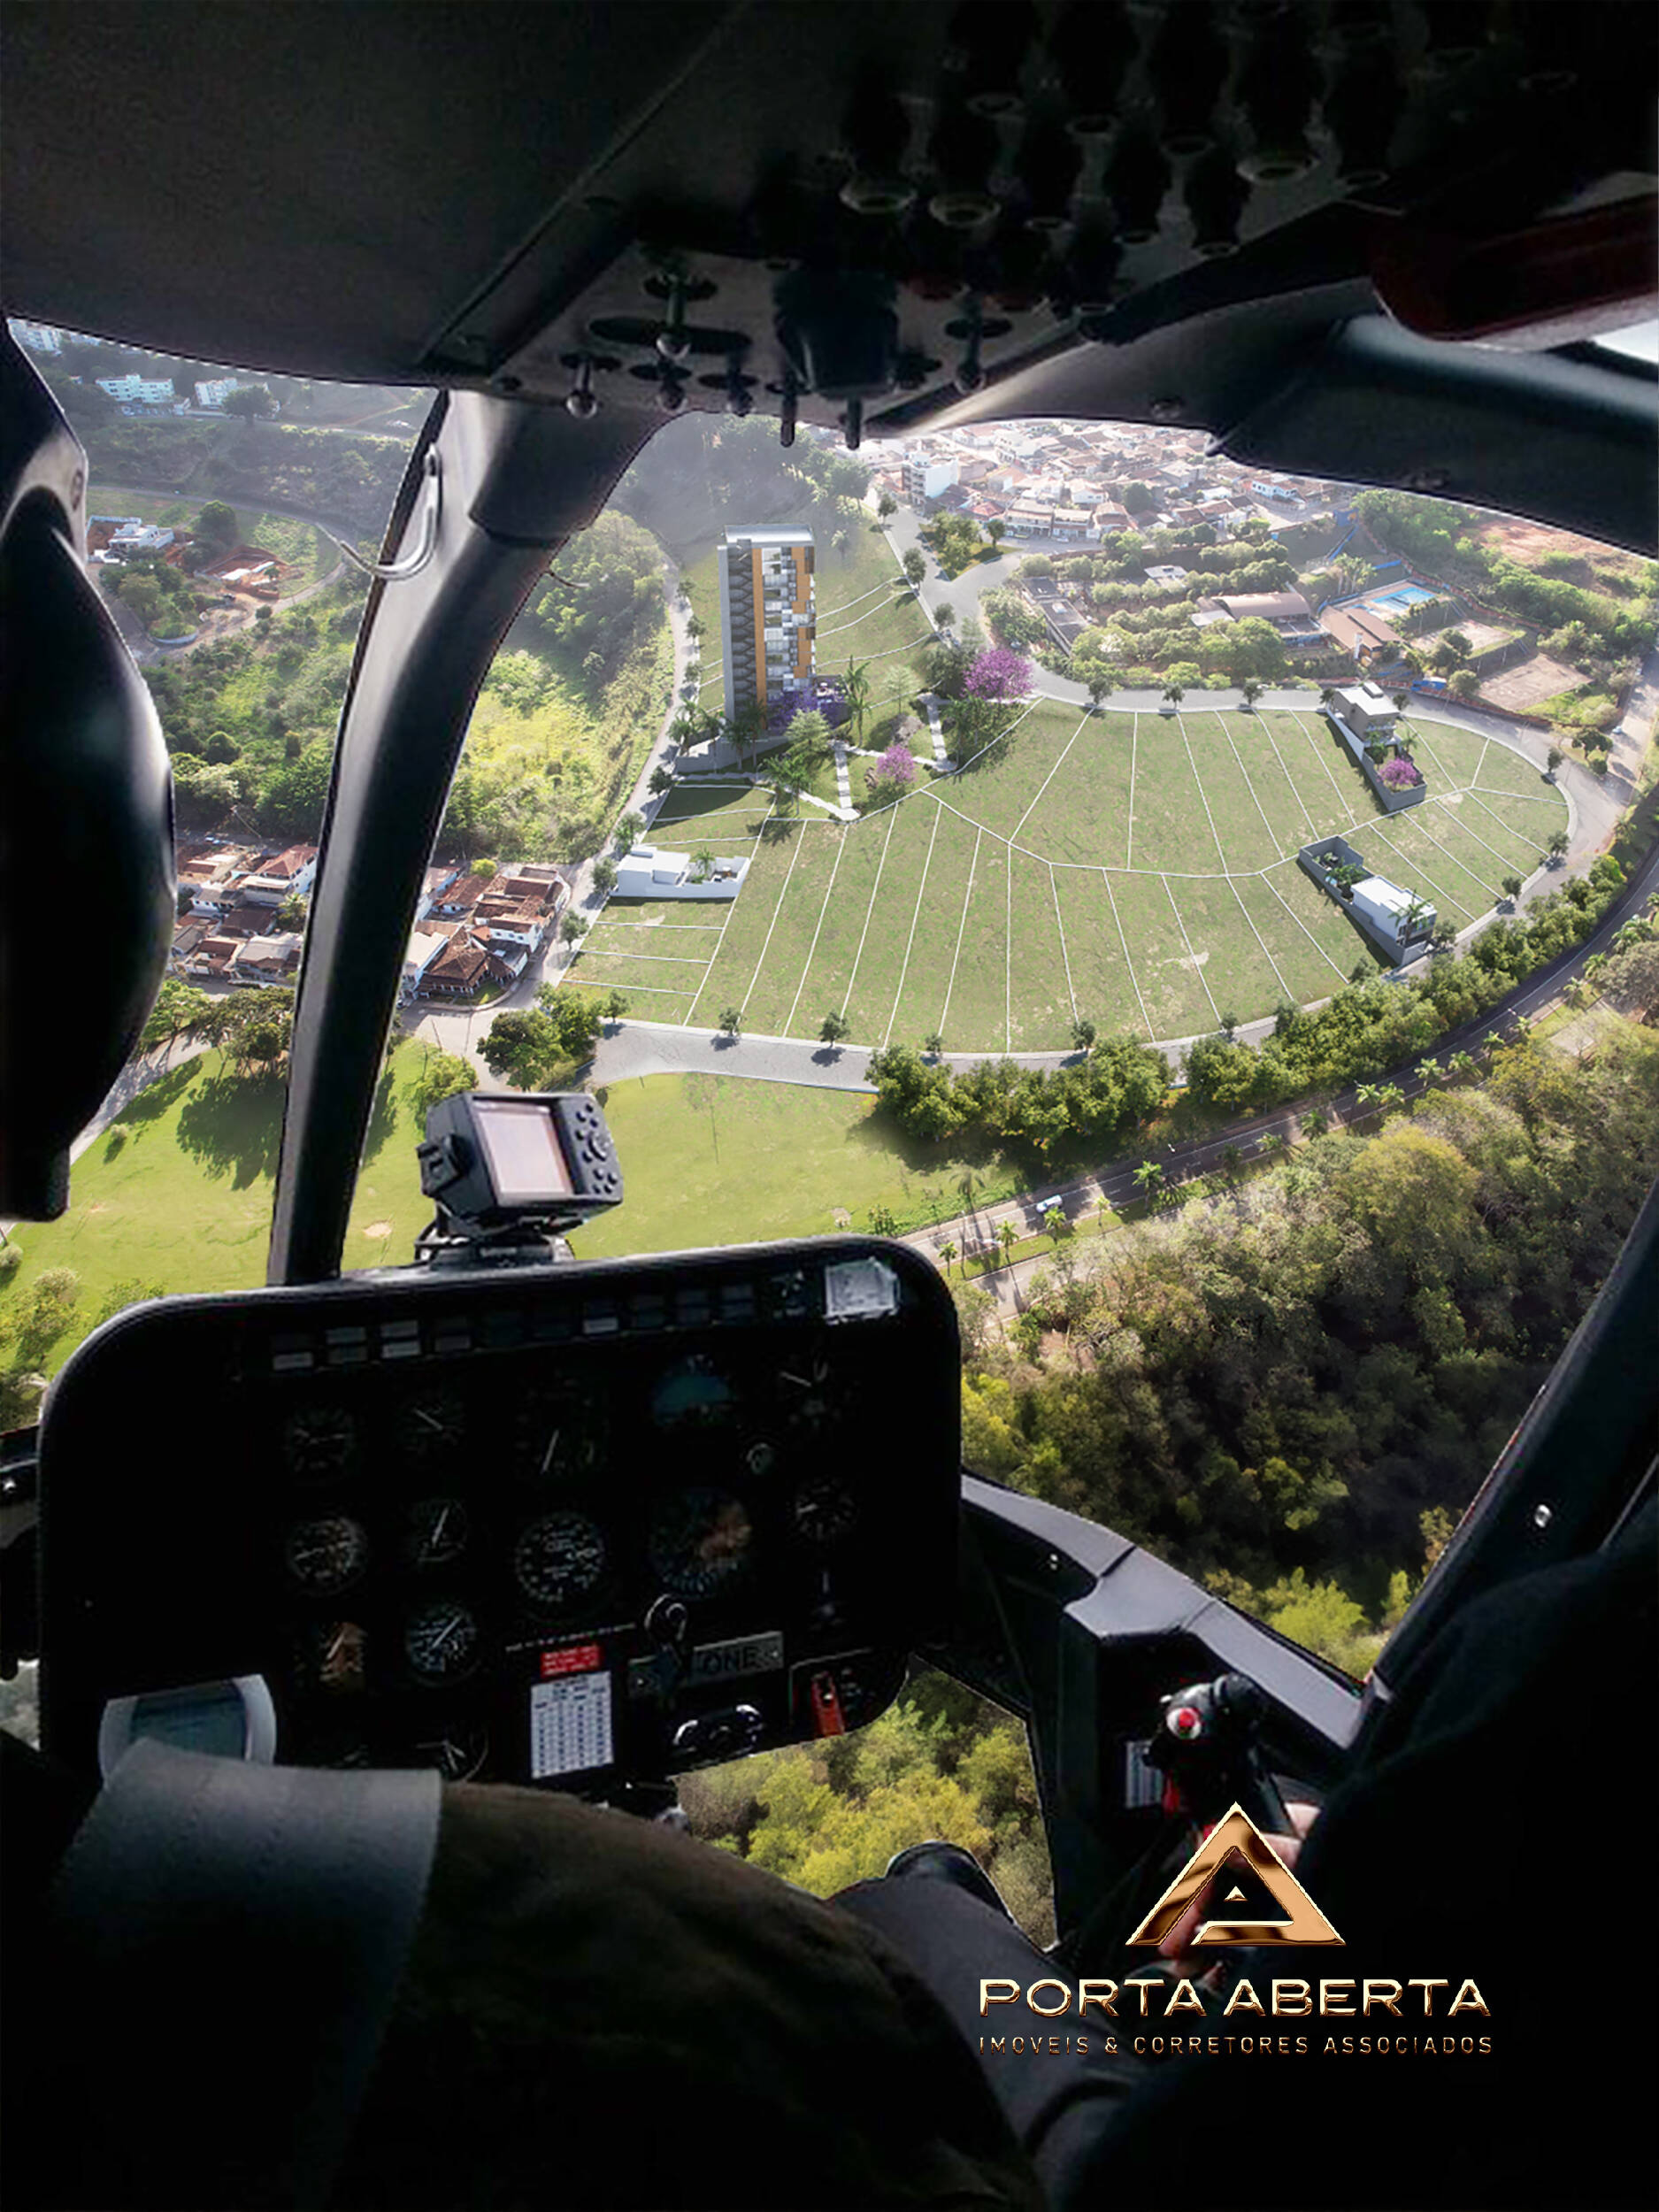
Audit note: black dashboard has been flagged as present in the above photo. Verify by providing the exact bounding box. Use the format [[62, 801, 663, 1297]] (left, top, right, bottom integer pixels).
[[37, 1239, 959, 1792]]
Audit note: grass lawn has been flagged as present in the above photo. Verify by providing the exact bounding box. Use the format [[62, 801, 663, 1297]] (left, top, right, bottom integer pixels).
[[0, 1047, 437, 1383], [549, 703, 1578, 1052], [564, 1074, 1027, 1259]]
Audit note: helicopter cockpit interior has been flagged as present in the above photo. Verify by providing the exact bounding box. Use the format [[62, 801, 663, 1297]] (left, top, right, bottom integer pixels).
[[3, 4, 1656, 2208]]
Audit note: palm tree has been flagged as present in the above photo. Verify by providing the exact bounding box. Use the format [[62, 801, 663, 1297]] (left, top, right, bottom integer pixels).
[[1415, 1058, 1441, 1087], [1161, 679, 1186, 712], [1548, 829, 1569, 864], [1448, 1050, 1476, 1078], [940, 1238, 958, 1276], [841, 657, 872, 746], [1071, 1017, 1096, 1053], [1302, 1106, 1329, 1137], [924, 1030, 945, 1058], [718, 1005, 743, 1039], [996, 1220, 1018, 1263], [1500, 873, 1523, 906], [1132, 1159, 1165, 1199], [1042, 1204, 1068, 1240], [1240, 678, 1263, 710]]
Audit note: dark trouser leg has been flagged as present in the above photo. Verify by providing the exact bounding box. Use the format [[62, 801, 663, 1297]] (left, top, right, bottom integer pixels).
[[835, 1876, 1148, 2212]]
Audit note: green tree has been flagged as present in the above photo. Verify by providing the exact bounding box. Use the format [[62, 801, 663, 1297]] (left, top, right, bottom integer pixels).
[[561, 912, 589, 943], [1121, 481, 1155, 515], [1546, 746, 1564, 778], [902, 548, 926, 588], [1500, 874, 1523, 904], [615, 810, 645, 849], [649, 764, 674, 795], [718, 1006, 743, 1039], [939, 1239, 958, 1276], [592, 857, 618, 894], [877, 492, 896, 520], [1071, 1018, 1097, 1053], [140, 978, 214, 1056], [603, 989, 629, 1022], [924, 1032, 945, 1058], [409, 1048, 477, 1118], [195, 499, 239, 549], [689, 845, 716, 883], [7, 1268, 82, 1367], [819, 1010, 851, 1048], [222, 384, 277, 419]]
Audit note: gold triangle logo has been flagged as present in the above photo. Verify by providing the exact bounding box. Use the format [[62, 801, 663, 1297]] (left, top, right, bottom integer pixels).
[[1126, 1803, 1343, 1948]]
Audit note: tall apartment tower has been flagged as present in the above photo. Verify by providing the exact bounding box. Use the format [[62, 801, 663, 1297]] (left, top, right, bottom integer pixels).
[[716, 526, 815, 724]]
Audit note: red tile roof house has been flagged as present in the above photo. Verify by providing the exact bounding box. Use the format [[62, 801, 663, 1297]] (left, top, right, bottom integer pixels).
[[431, 873, 489, 918]]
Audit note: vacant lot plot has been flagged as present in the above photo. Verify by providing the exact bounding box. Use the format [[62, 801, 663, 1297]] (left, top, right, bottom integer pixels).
[[565, 703, 1571, 1049]]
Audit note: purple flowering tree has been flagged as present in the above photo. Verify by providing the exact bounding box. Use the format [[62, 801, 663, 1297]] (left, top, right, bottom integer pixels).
[[865, 741, 918, 803], [1379, 755, 1421, 789], [963, 647, 1033, 701]]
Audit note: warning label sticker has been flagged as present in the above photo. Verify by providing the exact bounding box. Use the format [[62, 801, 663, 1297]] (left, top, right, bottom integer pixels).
[[529, 1670, 614, 1778]]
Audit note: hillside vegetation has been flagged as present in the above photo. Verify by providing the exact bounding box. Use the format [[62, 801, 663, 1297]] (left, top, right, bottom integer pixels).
[[142, 510, 672, 859]]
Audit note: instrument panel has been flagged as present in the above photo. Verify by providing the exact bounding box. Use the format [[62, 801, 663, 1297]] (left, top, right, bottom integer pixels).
[[38, 1240, 960, 1791]]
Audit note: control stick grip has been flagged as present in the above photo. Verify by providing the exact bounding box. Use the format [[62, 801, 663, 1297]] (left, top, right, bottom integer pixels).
[[1149, 1671, 1292, 1836]]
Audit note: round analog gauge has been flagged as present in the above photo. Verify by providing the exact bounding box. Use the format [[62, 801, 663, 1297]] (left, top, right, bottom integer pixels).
[[775, 1352, 843, 1435], [404, 1496, 470, 1571], [404, 1601, 481, 1686], [792, 1473, 859, 1545], [297, 1620, 368, 1697], [411, 1728, 490, 1783], [284, 1514, 369, 1594], [398, 1391, 466, 1462], [648, 1488, 753, 1598], [513, 1510, 606, 1611], [283, 1405, 356, 1479], [514, 1380, 605, 1482], [651, 1356, 737, 1432]]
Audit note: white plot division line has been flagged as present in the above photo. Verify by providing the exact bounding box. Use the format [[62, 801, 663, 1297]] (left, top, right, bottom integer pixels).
[[737, 821, 810, 1014], [1164, 877, 1221, 1025], [1126, 712, 1139, 871], [1010, 707, 1092, 841], [1216, 710, 1302, 856], [841, 803, 898, 1020], [1006, 840, 1013, 1051], [885, 801, 941, 1045], [1261, 869, 1349, 980], [1175, 711, 1230, 872], [1103, 871, 1155, 1041], [1051, 862, 1078, 1023], [679, 833, 762, 1025], [785, 824, 848, 1038], [939, 826, 981, 1036], [1252, 714, 1319, 839], [1225, 878, 1294, 1004]]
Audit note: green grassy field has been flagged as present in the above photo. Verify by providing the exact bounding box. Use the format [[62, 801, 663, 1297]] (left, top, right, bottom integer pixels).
[[0, 1056, 1026, 1384], [563, 703, 1572, 1051]]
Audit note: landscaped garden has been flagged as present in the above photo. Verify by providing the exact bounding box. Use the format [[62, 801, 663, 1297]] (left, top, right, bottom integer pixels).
[[564, 693, 1572, 1052]]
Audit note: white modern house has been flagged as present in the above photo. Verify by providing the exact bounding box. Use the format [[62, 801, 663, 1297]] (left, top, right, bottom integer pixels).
[[109, 522, 176, 557], [194, 376, 242, 408], [613, 844, 749, 901], [1299, 837, 1435, 963], [1325, 683, 1426, 812]]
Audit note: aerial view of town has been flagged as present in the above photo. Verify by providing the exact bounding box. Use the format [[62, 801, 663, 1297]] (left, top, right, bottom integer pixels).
[[5, 314, 1657, 1707]]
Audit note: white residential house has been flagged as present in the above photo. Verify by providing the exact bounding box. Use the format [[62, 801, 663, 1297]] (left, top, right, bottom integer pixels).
[[230, 933, 303, 985], [1349, 876, 1434, 956], [903, 455, 959, 505], [1145, 564, 1190, 586], [402, 929, 449, 995], [11, 320, 63, 354], [109, 522, 175, 557], [193, 377, 242, 409], [1330, 682, 1398, 735], [96, 375, 177, 407], [238, 873, 302, 909], [612, 844, 750, 901]]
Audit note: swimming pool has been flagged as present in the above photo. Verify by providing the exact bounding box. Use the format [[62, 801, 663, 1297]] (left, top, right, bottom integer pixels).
[[1371, 583, 1438, 608]]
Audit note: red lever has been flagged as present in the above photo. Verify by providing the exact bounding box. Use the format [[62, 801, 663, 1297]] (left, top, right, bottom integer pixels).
[[810, 1671, 847, 1737]]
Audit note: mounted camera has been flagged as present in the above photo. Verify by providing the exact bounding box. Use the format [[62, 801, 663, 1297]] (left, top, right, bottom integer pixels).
[[414, 1091, 622, 1265]]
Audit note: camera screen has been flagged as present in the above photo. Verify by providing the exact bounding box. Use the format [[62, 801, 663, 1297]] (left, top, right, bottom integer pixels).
[[472, 1099, 575, 1204]]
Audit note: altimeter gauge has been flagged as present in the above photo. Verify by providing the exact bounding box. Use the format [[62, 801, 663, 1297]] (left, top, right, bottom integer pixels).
[[513, 1510, 607, 1610]]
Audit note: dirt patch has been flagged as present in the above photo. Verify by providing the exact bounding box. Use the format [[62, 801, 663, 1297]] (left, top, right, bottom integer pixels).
[[833, 1208, 852, 1229], [1468, 515, 1640, 577], [1479, 654, 1582, 712], [362, 1219, 394, 1239]]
